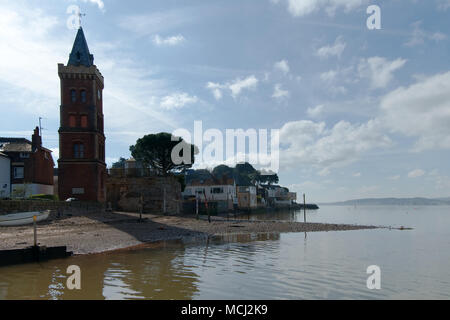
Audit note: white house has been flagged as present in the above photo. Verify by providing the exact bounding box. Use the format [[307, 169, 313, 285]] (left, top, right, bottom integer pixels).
[[236, 185, 257, 209], [0, 152, 11, 198], [183, 185, 236, 202]]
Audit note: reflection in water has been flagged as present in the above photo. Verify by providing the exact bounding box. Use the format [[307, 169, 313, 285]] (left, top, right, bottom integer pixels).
[[1, 206, 450, 299], [0, 241, 201, 300]]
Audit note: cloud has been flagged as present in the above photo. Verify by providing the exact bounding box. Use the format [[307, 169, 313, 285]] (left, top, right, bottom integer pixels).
[[80, 0, 105, 10], [206, 82, 223, 100], [0, 6, 65, 118], [153, 34, 185, 46], [279, 119, 392, 173], [388, 175, 401, 180], [353, 172, 361, 177], [229, 76, 259, 98], [160, 93, 198, 110], [430, 32, 447, 41], [272, 84, 290, 99], [408, 169, 426, 178], [358, 57, 406, 89], [274, 60, 290, 75], [316, 36, 346, 58], [379, 71, 450, 151], [405, 21, 447, 47], [119, 9, 195, 37], [320, 70, 338, 82], [284, 0, 367, 17], [437, 0, 450, 11], [206, 75, 259, 100], [306, 105, 325, 118]]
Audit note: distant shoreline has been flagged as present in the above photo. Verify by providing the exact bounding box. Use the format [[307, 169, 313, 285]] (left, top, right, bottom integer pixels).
[[319, 197, 450, 206]]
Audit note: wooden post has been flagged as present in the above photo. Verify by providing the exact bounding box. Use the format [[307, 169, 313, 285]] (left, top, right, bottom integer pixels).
[[139, 195, 143, 222], [227, 190, 229, 221], [33, 215, 37, 247], [303, 193, 306, 223], [163, 187, 167, 215], [195, 194, 199, 220], [204, 191, 210, 223]]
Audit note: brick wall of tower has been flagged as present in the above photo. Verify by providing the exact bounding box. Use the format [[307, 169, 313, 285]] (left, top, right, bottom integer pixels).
[[58, 64, 106, 203]]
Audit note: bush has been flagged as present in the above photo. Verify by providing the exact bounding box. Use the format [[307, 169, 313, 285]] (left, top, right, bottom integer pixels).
[[29, 194, 59, 201]]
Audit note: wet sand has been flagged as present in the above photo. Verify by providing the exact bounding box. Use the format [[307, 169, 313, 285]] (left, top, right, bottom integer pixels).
[[0, 211, 379, 255]]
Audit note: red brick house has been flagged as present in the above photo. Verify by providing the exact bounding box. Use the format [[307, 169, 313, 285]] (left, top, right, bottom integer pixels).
[[57, 26, 106, 202], [0, 127, 54, 198]]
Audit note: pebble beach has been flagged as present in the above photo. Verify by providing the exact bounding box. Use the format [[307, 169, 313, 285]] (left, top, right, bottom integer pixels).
[[0, 211, 379, 255]]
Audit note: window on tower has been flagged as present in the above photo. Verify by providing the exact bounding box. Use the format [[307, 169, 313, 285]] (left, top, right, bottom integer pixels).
[[81, 115, 88, 128], [71, 89, 77, 102], [73, 143, 85, 159], [81, 90, 87, 103], [69, 115, 76, 128]]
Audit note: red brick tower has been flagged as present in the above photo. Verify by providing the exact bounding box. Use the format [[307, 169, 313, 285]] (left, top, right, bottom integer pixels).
[[58, 27, 106, 202]]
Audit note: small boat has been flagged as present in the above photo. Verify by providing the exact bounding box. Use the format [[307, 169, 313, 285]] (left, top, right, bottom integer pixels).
[[0, 211, 50, 227]]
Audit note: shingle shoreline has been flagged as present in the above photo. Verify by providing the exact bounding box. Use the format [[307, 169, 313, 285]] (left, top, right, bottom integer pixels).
[[0, 211, 380, 255]]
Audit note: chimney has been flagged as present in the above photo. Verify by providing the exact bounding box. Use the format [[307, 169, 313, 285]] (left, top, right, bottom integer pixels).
[[32, 126, 42, 151]]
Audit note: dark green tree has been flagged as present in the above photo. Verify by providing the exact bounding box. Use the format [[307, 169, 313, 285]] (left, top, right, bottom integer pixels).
[[130, 132, 198, 176], [265, 174, 279, 185], [112, 157, 127, 169], [212, 164, 234, 179], [235, 162, 257, 176]]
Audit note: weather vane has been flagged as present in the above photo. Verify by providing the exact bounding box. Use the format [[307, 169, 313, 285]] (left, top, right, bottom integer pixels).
[[78, 10, 86, 28]]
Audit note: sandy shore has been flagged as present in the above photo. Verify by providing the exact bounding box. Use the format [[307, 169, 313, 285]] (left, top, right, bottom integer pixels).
[[0, 211, 379, 255]]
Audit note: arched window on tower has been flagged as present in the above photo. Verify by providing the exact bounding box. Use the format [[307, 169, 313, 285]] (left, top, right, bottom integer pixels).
[[81, 90, 87, 103], [71, 89, 77, 103], [73, 143, 84, 159]]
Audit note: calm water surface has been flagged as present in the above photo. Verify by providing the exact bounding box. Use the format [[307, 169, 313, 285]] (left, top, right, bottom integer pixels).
[[1, 205, 450, 299]]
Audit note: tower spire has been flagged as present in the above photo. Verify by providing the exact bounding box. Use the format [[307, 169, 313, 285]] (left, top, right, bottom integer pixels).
[[67, 26, 94, 67]]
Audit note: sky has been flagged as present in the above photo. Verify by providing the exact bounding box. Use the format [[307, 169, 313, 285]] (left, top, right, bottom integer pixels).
[[0, 0, 449, 202]]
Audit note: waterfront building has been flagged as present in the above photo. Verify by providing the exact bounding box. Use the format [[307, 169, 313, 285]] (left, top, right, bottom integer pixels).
[[0, 127, 54, 198], [57, 27, 106, 202]]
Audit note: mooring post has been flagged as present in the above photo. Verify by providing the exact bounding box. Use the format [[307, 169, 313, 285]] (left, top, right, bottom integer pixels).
[[33, 215, 37, 247], [227, 191, 230, 221], [163, 187, 167, 215], [303, 193, 306, 223], [195, 195, 199, 220], [139, 195, 143, 222]]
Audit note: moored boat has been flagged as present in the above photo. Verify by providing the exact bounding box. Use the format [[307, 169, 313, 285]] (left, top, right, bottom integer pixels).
[[0, 211, 50, 227]]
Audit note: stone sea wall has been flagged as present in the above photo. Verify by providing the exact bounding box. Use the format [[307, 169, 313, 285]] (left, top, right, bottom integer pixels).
[[0, 200, 104, 215], [106, 176, 181, 214]]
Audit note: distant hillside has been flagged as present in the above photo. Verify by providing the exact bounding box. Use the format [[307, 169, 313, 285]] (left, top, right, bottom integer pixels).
[[321, 197, 450, 206]]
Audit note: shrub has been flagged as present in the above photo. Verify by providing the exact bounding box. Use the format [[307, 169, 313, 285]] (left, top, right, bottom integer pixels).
[[29, 194, 59, 201]]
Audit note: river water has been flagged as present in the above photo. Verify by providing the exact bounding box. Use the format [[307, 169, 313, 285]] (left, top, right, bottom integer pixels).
[[1, 205, 450, 300]]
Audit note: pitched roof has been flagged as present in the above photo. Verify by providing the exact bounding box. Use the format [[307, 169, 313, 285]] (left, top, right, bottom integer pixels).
[[0, 152, 9, 159], [0, 138, 31, 144], [0, 138, 32, 153], [68, 27, 94, 67]]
